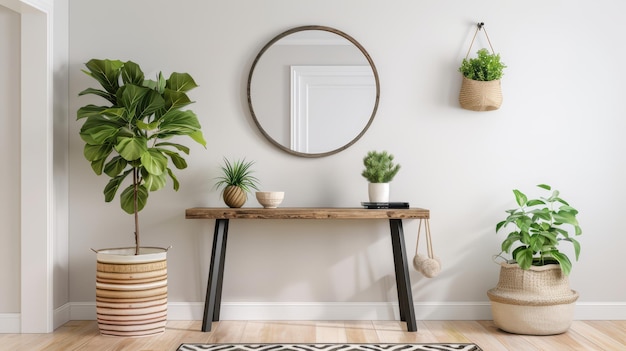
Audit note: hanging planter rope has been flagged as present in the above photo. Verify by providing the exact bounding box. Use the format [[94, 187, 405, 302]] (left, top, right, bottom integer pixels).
[[458, 23, 505, 111]]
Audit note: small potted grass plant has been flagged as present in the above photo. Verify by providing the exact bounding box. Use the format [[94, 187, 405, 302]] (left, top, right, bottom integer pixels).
[[361, 150, 400, 202], [214, 157, 260, 208]]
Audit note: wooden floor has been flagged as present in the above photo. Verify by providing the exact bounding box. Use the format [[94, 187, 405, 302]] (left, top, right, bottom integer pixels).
[[1, 320, 624, 351]]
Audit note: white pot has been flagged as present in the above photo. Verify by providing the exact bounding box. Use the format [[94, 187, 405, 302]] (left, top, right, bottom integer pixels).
[[95, 247, 169, 337], [368, 182, 389, 202]]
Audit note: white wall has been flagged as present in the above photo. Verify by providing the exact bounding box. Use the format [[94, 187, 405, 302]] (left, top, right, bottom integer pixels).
[[0, 4, 21, 315], [67, 0, 626, 320]]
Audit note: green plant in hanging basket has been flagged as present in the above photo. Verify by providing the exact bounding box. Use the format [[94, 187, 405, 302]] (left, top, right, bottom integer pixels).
[[459, 48, 506, 81]]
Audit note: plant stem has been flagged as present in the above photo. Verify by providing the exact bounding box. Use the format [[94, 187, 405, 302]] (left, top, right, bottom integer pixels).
[[133, 167, 140, 255]]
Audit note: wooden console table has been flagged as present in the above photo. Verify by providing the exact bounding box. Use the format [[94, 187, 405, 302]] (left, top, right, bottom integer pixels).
[[185, 207, 430, 332]]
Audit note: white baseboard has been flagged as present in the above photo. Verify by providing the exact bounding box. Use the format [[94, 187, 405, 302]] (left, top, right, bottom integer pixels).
[[574, 302, 626, 320], [53, 303, 71, 330], [0, 313, 20, 333], [64, 301, 626, 323], [3, 301, 624, 333]]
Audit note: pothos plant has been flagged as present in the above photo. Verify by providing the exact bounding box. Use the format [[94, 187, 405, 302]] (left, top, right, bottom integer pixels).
[[496, 184, 582, 275], [77, 59, 206, 255]]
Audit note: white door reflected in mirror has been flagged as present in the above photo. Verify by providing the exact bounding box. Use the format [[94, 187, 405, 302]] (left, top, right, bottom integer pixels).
[[290, 65, 376, 153]]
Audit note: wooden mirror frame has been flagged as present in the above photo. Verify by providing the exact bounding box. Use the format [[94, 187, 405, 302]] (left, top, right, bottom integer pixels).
[[247, 25, 380, 158]]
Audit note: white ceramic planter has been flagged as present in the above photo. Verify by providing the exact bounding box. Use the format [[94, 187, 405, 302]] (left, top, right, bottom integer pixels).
[[95, 247, 168, 337], [368, 182, 390, 202]]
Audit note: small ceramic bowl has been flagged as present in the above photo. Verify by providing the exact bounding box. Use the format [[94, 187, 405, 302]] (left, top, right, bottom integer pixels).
[[255, 191, 285, 208]]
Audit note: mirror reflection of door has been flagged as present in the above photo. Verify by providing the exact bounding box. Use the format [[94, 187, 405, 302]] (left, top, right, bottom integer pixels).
[[290, 65, 376, 153], [248, 26, 379, 157]]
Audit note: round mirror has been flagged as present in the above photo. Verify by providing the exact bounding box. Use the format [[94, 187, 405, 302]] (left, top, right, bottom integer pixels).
[[247, 26, 380, 157]]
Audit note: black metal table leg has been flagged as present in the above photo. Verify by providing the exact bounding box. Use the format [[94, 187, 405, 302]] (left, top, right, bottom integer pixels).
[[202, 219, 229, 332], [389, 219, 417, 332]]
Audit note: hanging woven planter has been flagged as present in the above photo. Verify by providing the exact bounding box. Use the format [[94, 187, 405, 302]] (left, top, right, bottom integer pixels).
[[459, 76, 502, 111], [458, 23, 505, 111]]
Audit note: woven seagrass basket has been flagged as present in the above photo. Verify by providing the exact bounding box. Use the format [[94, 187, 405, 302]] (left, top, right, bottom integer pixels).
[[459, 76, 502, 111], [487, 262, 578, 335], [95, 247, 168, 337]]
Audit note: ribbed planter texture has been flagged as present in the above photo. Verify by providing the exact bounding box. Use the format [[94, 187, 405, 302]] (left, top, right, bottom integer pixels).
[[459, 76, 502, 111], [223, 185, 247, 208], [96, 247, 168, 337], [368, 183, 389, 202], [487, 262, 578, 335]]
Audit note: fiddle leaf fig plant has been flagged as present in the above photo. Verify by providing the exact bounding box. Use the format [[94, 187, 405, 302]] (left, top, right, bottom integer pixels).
[[77, 59, 206, 254], [361, 150, 401, 183], [496, 184, 582, 275]]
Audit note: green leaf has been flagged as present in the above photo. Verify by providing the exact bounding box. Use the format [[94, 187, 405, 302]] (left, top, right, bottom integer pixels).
[[164, 89, 193, 110], [158, 148, 187, 169], [140, 149, 168, 176], [553, 210, 579, 226], [84, 143, 113, 162], [115, 136, 148, 161], [501, 232, 521, 253], [120, 183, 148, 214], [77, 88, 114, 103], [116, 84, 150, 120], [103, 171, 131, 202], [188, 130, 207, 147], [80, 118, 120, 145], [103, 156, 128, 177], [166, 72, 198, 92], [136, 88, 165, 119], [550, 251, 572, 276], [514, 247, 534, 270], [155, 142, 190, 155], [496, 220, 506, 233], [142, 170, 167, 191], [538, 231, 558, 246], [90, 158, 106, 175], [121, 61, 144, 85], [530, 208, 552, 221], [77, 104, 106, 120], [166, 168, 180, 191], [513, 189, 527, 207], [529, 235, 545, 252], [526, 199, 545, 207], [564, 237, 582, 260], [137, 119, 160, 131], [158, 110, 202, 134], [83, 59, 124, 100]]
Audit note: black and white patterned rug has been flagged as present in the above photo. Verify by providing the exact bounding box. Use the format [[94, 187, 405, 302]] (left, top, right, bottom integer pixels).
[[176, 344, 483, 351]]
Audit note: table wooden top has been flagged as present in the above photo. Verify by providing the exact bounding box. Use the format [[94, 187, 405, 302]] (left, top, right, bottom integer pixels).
[[185, 207, 429, 220]]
